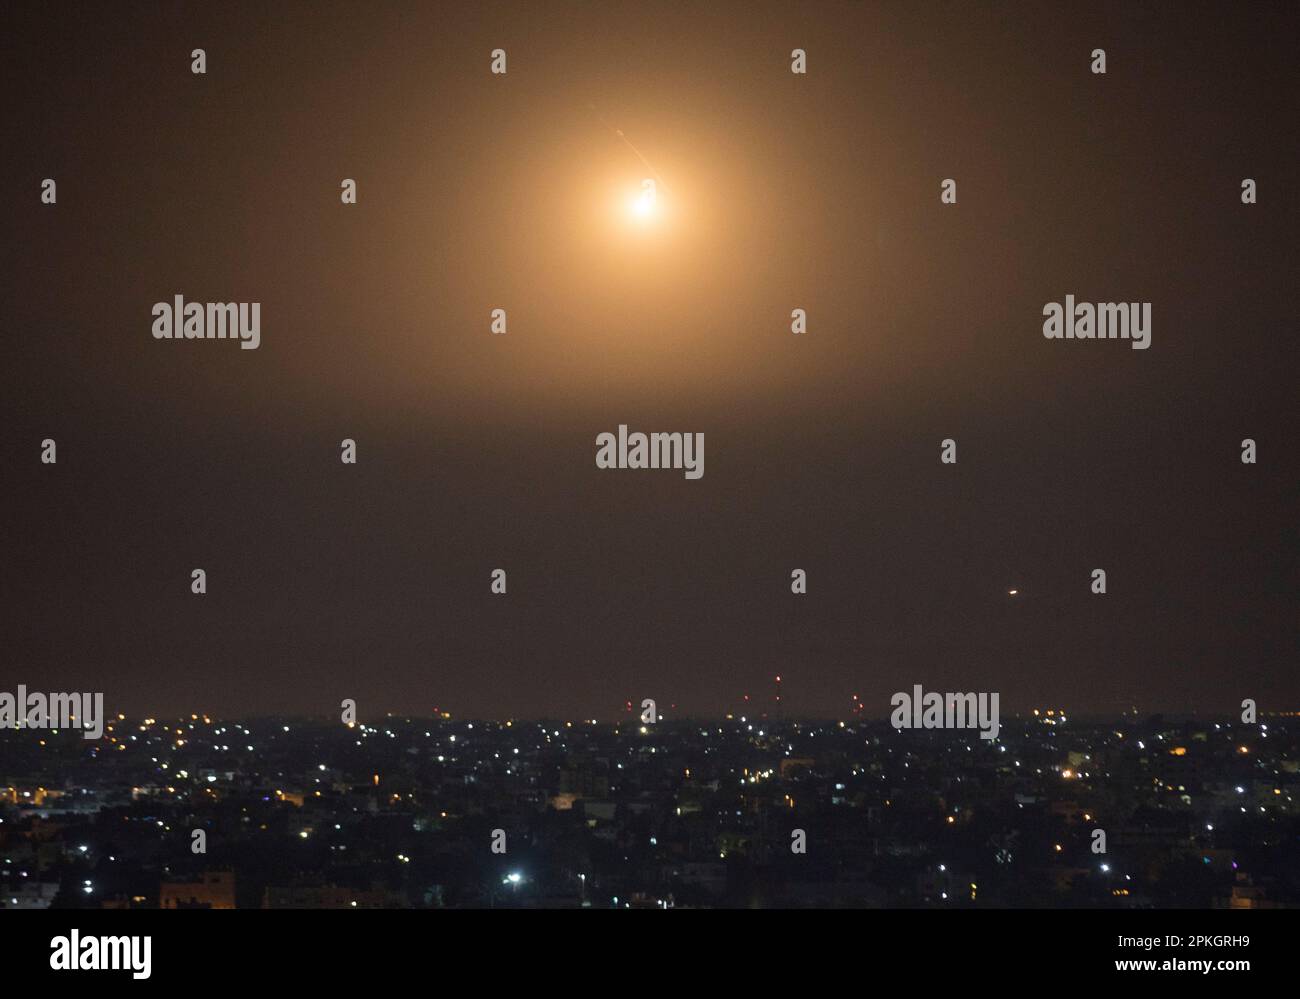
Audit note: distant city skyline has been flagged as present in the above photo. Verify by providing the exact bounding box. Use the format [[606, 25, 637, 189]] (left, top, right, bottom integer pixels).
[[5, 711, 1296, 910]]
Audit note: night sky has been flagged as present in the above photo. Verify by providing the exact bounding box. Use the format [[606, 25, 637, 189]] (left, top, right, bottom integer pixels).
[[3, 2, 1296, 720]]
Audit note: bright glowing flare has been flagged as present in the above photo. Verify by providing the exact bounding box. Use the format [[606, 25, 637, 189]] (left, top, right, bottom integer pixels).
[[628, 178, 658, 221]]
